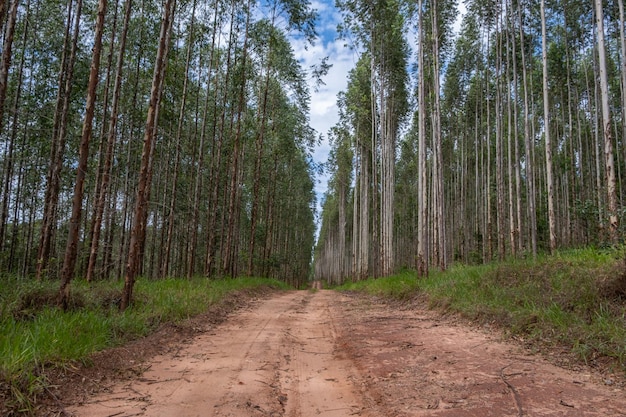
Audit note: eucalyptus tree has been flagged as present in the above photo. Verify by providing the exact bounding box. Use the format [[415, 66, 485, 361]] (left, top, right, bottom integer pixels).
[[344, 56, 372, 279], [186, 0, 225, 278], [36, 0, 84, 280], [121, 0, 176, 310], [594, 0, 618, 243], [0, 0, 25, 253], [540, 0, 556, 253], [161, 0, 198, 278], [247, 1, 317, 276], [337, 0, 408, 278], [0, 0, 19, 141], [85, 0, 133, 282], [59, 0, 108, 308], [221, 0, 254, 278], [439, 12, 480, 264], [315, 99, 353, 284]]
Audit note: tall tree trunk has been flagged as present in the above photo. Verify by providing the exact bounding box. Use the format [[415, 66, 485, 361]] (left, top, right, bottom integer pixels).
[[248, 49, 272, 276], [205, 4, 233, 277], [86, 0, 131, 282], [0, 0, 26, 253], [431, 0, 445, 270], [162, 0, 196, 278], [0, 0, 19, 148], [416, 0, 427, 277], [59, 0, 107, 309], [222, 0, 251, 277], [188, 1, 220, 278], [121, 0, 175, 310], [495, 11, 506, 261], [36, 0, 83, 280], [541, 0, 557, 253], [618, 0, 626, 217], [518, 2, 536, 257], [595, 0, 619, 242]]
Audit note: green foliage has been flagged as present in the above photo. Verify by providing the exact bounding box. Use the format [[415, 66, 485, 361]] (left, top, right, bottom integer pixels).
[[0, 276, 289, 412], [339, 248, 626, 372]]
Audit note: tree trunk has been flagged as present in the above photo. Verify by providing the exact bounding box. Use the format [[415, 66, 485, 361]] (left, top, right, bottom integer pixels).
[[162, 0, 196, 278], [518, 2, 536, 257], [0, 0, 25, 253], [36, 0, 83, 280], [594, 0, 619, 242], [417, 0, 427, 277], [86, 0, 131, 282], [541, 0, 557, 254], [121, 0, 175, 310], [59, 0, 107, 309]]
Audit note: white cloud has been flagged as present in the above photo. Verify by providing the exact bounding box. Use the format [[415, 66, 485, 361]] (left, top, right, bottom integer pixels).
[[290, 8, 357, 220]]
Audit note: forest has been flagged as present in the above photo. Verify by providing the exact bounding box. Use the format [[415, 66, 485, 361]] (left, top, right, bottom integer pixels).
[[315, 0, 626, 283], [0, 0, 321, 306], [0, 0, 625, 300]]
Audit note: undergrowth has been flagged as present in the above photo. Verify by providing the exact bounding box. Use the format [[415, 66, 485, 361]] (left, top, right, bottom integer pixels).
[[0, 276, 288, 414], [339, 248, 626, 374]]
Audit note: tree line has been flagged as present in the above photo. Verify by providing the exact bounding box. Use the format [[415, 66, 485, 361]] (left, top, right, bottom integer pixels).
[[315, 0, 625, 284], [0, 0, 321, 307]]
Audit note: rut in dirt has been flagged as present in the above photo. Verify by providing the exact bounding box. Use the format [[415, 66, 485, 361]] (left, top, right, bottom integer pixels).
[[67, 290, 626, 417], [68, 291, 369, 417]]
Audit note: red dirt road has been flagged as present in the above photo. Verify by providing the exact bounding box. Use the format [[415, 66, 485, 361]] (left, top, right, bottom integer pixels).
[[68, 290, 626, 416]]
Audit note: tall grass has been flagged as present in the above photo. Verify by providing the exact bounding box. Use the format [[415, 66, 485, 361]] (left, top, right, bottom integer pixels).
[[0, 276, 289, 412], [340, 248, 626, 373]]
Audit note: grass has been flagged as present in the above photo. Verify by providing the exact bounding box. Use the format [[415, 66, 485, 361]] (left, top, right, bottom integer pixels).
[[339, 248, 626, 374], [0, 276, 289, 413]]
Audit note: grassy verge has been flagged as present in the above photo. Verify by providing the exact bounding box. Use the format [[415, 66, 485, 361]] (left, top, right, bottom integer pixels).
[[0, 276, 289, 414], [339, 248, 626, 374]]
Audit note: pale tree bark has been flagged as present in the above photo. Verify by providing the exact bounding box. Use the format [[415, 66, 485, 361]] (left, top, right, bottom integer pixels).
[[486, 31, 493, 261], [370, 48, 379, 278], [380, 68, 394, 276], [594, 0, 619, 243], [495, 12, 505, 261], [431, 0, 446, 270], [59, 0, 107, 309], [517, 2, 536, 257], [541, 0, 557, 254], [352, 134, 360, 279], [417, 0, 427, 277], [619, 0, 626, 209], [359, 137, 370, 279], [121, 0, 175, 311], [507, 6, 520, 257]]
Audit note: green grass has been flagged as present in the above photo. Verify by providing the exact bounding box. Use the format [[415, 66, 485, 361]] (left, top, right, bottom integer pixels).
[[0, 276, 289, 413], [339, 248, 626, 373]]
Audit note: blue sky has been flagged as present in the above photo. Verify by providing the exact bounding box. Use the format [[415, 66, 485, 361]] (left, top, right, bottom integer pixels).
[[290, 0, 359, 219], [290, 0, 465, 226]]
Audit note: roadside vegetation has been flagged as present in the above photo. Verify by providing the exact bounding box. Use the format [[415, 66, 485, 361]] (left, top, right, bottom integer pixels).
[[339, 248, 626, 374], [0, 277, 288, 414]]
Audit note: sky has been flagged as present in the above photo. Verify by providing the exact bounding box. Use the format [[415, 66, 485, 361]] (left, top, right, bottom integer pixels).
[[290, 0, 465, 230], [290, 0, 359, 224]]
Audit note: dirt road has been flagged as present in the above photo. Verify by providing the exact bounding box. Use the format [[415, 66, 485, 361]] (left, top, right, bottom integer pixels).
[[68, 290, 626, 416]]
